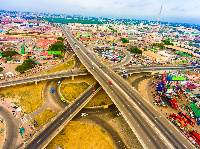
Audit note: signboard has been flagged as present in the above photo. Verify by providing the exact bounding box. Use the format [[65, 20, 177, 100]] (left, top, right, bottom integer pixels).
[[48, 51, 61, 54], [171, 77, 185, 81]]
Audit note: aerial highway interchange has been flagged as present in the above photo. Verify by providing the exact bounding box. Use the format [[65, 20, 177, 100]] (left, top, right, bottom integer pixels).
[[59, 24, 195, 149], [3, 24, 196, 149]]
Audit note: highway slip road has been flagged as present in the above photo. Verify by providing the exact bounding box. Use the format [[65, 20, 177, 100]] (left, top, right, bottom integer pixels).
[[21, 83, 100, 149], [61, 24, 194, 149]]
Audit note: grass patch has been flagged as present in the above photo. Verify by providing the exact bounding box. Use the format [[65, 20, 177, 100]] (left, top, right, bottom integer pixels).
[[62, 74, 96, 85], [40, 58, 74, 75], [0, 81, 47, 114], [47, 121, 115, 149], [79, 63, 86, 68], [86, 88, 113, 107], [60, 82, 89, 102], [30, 109, 56, 128]]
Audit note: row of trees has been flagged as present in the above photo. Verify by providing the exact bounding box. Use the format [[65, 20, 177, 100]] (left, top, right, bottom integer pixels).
[[2, 51, 19, 58]]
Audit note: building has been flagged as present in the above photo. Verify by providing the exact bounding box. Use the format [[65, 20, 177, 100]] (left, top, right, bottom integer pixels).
[[145, 33, 163, 44]]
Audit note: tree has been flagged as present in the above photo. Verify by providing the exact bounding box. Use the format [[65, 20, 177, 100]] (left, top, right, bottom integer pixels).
[[57, 37, 64, 41], [0, 67, 3, 72], [162, 40, 174, 46], [2, 51, 19, 58], [120, 38, 129, 43], [129, 47, 142, 54], [15, 59, 36, 73], [48, 41, 66, 52]]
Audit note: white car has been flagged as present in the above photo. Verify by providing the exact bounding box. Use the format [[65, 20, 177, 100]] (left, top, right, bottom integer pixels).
[[81, 113, 88, 117]]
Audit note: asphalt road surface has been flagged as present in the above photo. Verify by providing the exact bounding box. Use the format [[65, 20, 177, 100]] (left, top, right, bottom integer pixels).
[[44, 78, 69, 109], [0, 107, 18, 149]]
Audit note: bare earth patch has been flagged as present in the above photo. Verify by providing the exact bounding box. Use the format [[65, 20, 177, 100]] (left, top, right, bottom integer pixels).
[[138, 78, 151, 100], [40, 59, 74, 75], [46, 121, 115, 149], [60, 82, 89, 102], [30, 109, 57, 128], [86, 88, 113, 107], [0, 122, 4, 148], [0, 81, 47, 114]]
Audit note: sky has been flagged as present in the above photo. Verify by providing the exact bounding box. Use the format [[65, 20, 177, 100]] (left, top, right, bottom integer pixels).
[[1, 0, 200, 24]]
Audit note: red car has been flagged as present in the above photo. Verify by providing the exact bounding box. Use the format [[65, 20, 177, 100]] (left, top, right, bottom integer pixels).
[[93, 88, 96, 91], [109, 81, 112, 85]]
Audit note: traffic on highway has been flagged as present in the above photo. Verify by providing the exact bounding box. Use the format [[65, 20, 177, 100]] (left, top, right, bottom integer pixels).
[[60, 24, 195, 148]]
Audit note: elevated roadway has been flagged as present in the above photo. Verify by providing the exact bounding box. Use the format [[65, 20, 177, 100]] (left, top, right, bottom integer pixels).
[[0, 68, 87, 88], [60, 24, 194, 149]]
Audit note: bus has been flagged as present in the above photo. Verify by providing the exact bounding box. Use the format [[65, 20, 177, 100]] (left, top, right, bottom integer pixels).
[[169, 98, 178, 109], [171, 114, 188, 126], [190, 131, 200, 145], [179, 111, 196, 126]]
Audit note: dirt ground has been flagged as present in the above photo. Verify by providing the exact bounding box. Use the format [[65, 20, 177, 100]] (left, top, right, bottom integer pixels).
[[46, 121, 115, 149], [138, 78, 151, 100], [0, 122, 5, 148]]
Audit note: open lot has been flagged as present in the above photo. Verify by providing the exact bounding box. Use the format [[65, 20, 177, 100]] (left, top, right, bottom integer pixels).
[[46, 121, 115, 149], [30, 109, 57, 128], [40, 58, 74, 75], [60, 82, 89, 102], [86, 88, 113, 107], [0, 122, 4, 148], [0, 81, 47, 114]]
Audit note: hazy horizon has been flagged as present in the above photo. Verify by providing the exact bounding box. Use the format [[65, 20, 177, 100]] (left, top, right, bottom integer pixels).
[[1, 0, 200, 25]]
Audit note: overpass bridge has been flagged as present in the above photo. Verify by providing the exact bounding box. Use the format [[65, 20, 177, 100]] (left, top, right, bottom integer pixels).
[[0, 68, 88, 88], [117, 65, 200, 76], [59, 24, 194, 149]]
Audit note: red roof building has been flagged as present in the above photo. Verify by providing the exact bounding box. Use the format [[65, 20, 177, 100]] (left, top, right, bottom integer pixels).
[[35, 39, 57, 49]]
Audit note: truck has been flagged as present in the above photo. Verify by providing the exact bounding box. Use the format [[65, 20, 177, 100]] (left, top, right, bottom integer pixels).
[[51, 87, 54, 93]]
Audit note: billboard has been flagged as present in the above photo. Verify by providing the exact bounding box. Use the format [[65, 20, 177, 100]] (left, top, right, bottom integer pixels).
[[48, 51, 61, 54]]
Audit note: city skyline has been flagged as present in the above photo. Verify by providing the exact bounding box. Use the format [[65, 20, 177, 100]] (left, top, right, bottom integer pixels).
[[1, 0, 200, 24]]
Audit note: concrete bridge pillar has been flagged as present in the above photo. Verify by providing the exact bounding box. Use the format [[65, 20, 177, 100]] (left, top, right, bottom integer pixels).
[[35, 81, 37, 84], [72, 76, 74, 80]]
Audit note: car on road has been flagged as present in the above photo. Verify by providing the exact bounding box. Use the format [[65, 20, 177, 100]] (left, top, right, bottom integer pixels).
[[109, 81, 112, 85], [61, 97, 65, 102], [93, 88, 97, 92], [81, 113, 88, 117], [51, 87, 54, 93]]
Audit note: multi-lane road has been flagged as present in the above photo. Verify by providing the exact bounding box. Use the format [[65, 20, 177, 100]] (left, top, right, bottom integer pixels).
[[0, 68, 87, 88], [61, 24, 194, 148]]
